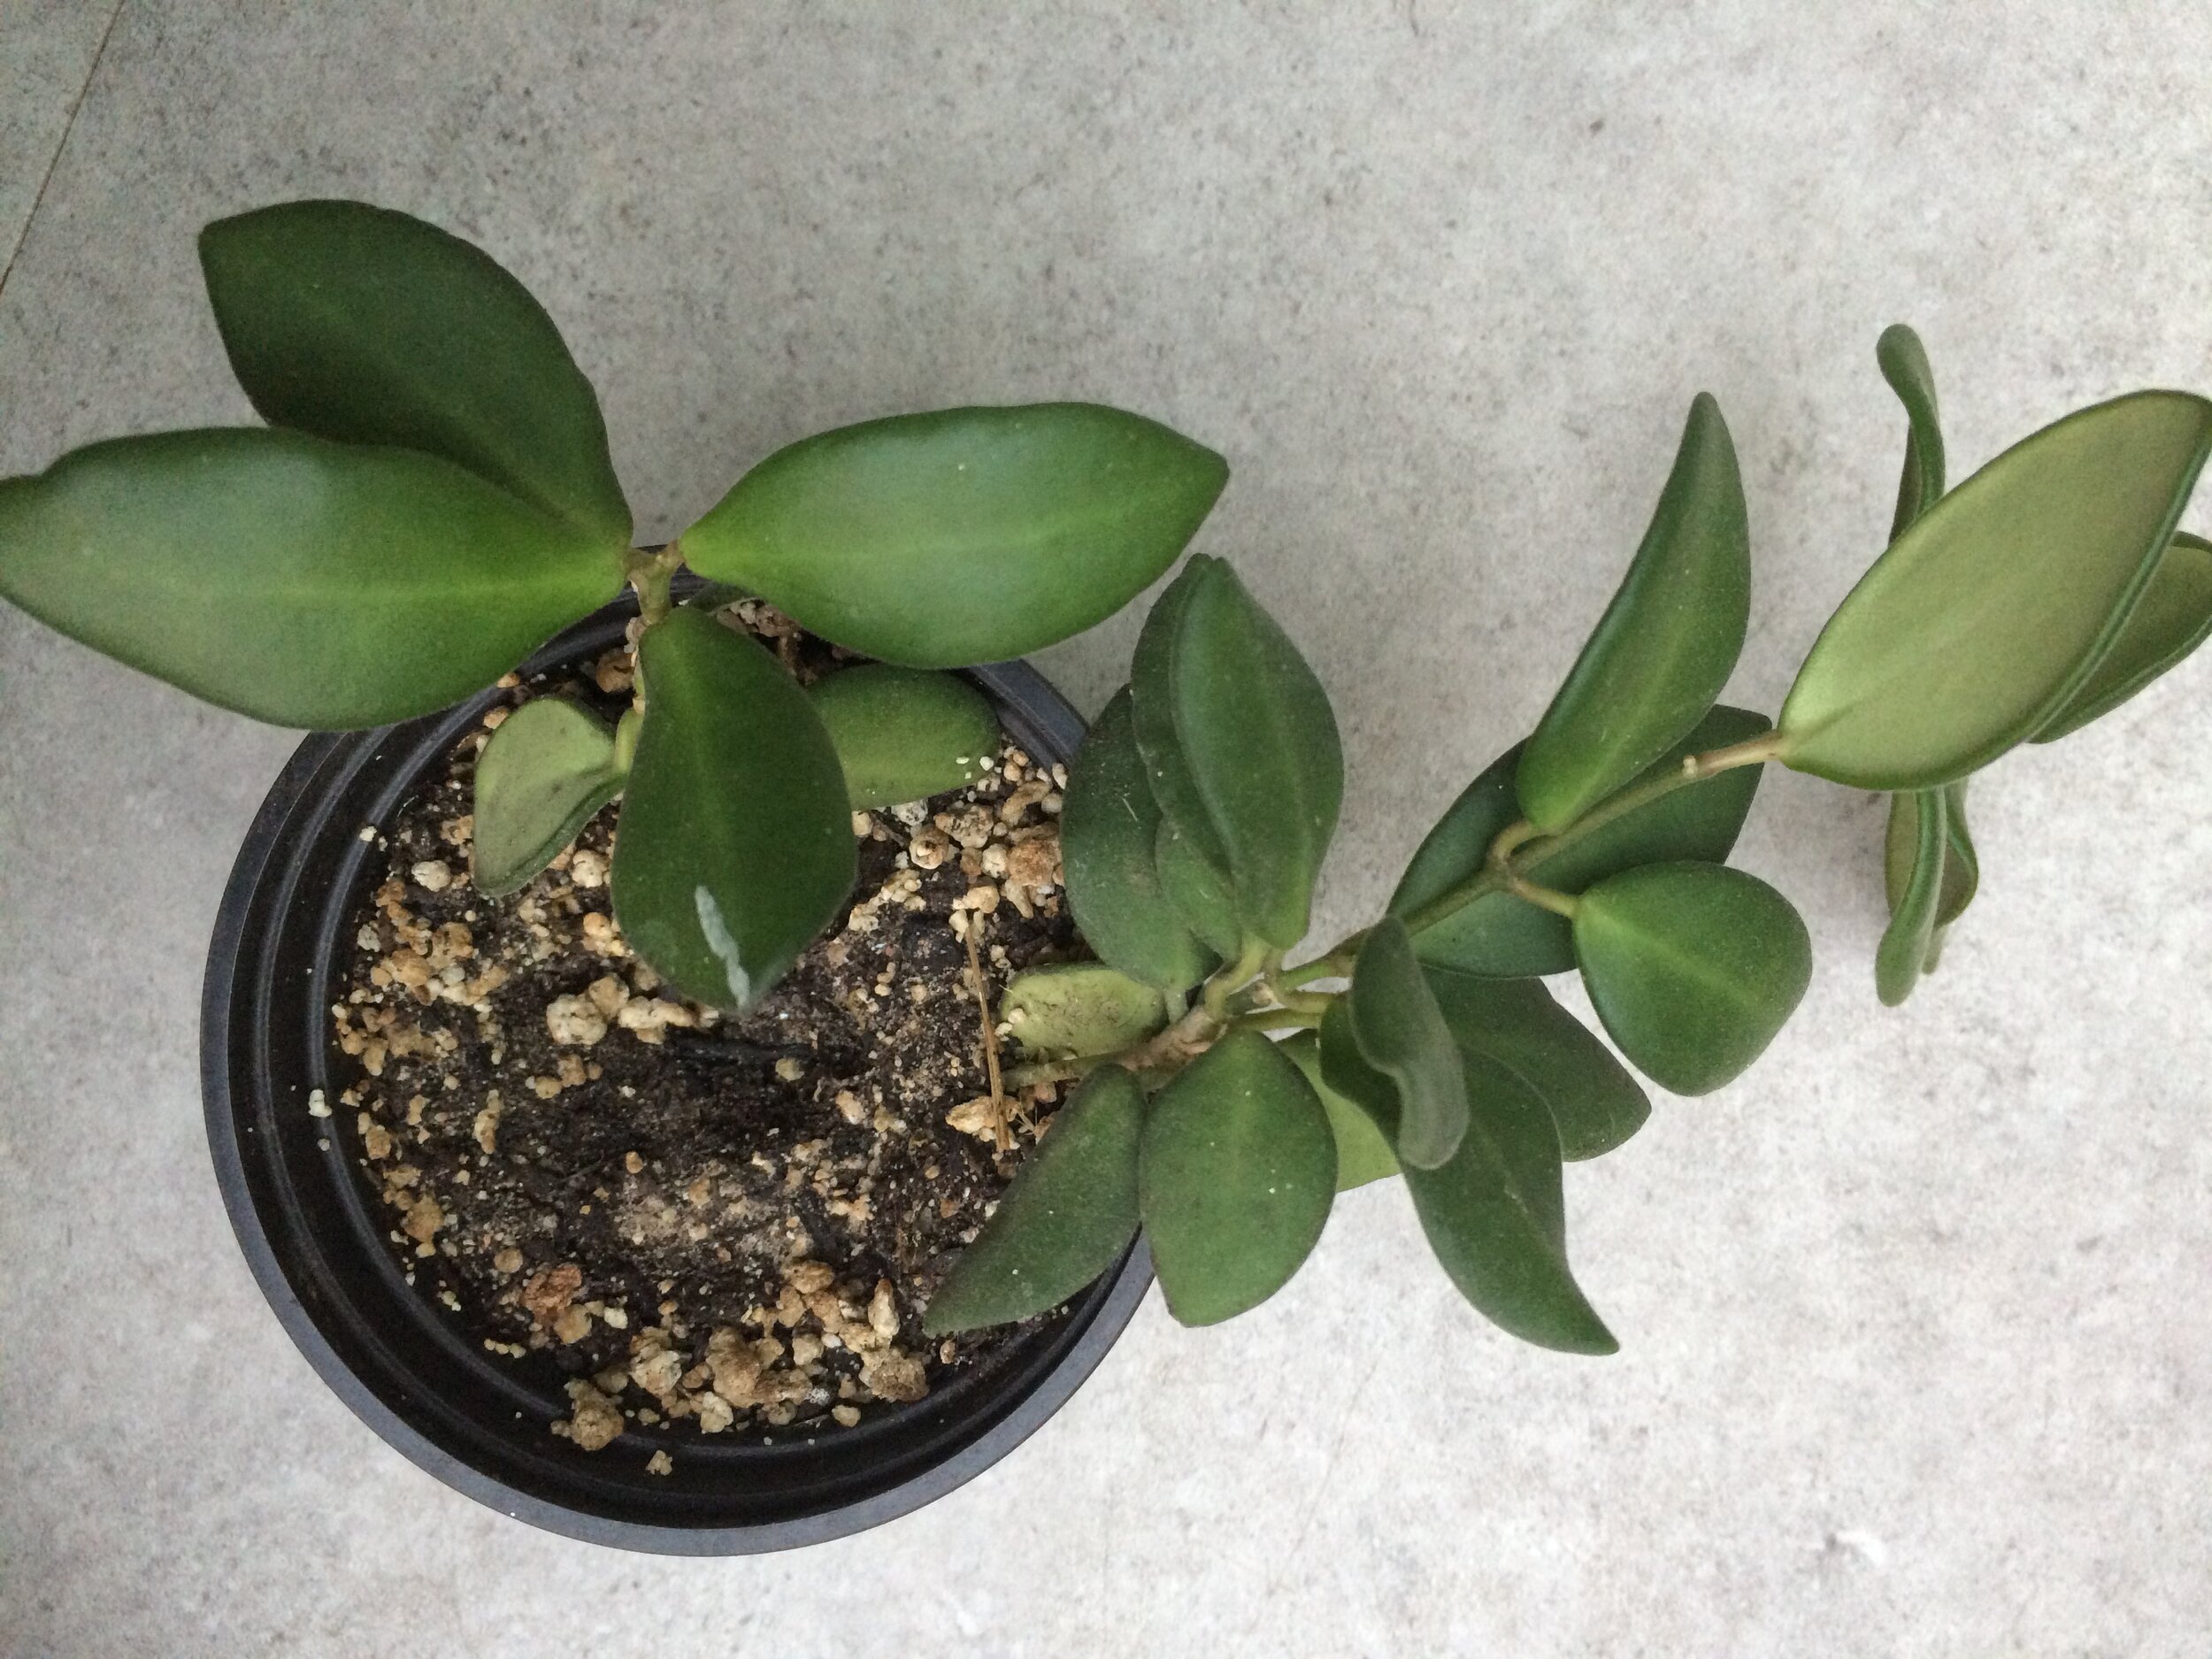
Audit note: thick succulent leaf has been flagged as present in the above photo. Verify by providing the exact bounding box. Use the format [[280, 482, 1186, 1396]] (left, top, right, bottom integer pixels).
[[1402, 1049, 1617, 1355], [1877, 323, 1947, 539], [1516, 394, 1750, 831], [1139, 1031, 1336, 1326], [1060, 688, 1217, 990], [1877, 784, 1947, 1006], [805, 664, 999, 809], [2034, 532, 2212, 741], [199, 199, 630, 544], [1393, 708, 1770, 977], [472, 697, 625, 896], [999, 963, 1171, 1057], [611, 610, 854, 1009], [680, 403, 1227, 667], [1572, 861, 1811, 1095], [922, 1067, 1144, 1333], [1778, 392, 2212, 788], [1129, 559, 1231, 873], [0, 428, 624, 727], [1421, 969, 1650, 1161], [1155, 818, 1244, 958], [1934, 780, 1978, 927], [1281, 1030, 1399, 1191], [1170, 559, 1343, 947], [1341, 918, 1468, 1169]]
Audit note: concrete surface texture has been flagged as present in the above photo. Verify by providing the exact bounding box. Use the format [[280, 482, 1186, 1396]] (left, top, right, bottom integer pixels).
[[3, 3, 2209, 1654]]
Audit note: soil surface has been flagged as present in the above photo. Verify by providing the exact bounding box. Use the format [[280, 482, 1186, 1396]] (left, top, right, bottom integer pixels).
[[324, 604, 1083, 1455]]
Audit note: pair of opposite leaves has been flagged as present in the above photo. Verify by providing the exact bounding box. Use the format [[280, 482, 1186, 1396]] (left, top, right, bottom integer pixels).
[[0, 198, 1231, 1006]]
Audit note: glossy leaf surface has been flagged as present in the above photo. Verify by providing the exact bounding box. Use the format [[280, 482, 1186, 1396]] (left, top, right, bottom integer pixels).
[[681, 403, 1227, 666], [1573, 861, 1811, 1095], [611, 610, 854, 1009], [1876, 783, 1947, 1006], [1060, 688, 1217, 989], [1342, 918, 1468, 1169], [1517, 394, 1750, 830], [1393, 708, 1770, 977], [200, 199, 630, 544], [1281, 1030, 1399, 1191], [2034, 532, 2212, 741], [805, 664, 999, 809], [0, 429, 623, 727], [1170, 559, 1343, 947], [999, 963, 1170, 1057], [472, 697, 625, 896], [1778, 391, 2212, 787], [922, 1067, 1144, 1334], [1140, 1031, 1336, 1326], [1877, 322, 1947, 538], [1421, 970, 1650, 1161]]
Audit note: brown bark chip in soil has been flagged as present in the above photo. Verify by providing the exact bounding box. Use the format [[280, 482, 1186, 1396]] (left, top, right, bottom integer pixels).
[[326, 618, 1087, 1451]]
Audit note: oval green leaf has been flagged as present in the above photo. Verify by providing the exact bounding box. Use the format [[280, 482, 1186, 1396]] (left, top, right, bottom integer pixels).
[[1167, 559, 1343, 948], [1421, 969, 1650, 1161], [1516, 394, 1750, 831], [611, 610, 855, 1009], [1402, 1049, 1617, 1356], [1060, 688, 1218, 991], [1000, 962, 1171, 1057], [1341, 918, 1467, 1169], [0, 429, 625, 727], [1572, 861, 1811, 1096], [472, 696, 625, 896], [1280, 1030, 1399, 1191], [1778, 391, 2212, 788], [2034, 531, 2212, 741], [1877, 322, 1946, 538], [680, 403, 1227, 667], [1155, 818, 1244, 958], [921, 1065, 1144, 1334], [1393, 707, 1770, 977], [1876, 785, 1947, 1006], [805, 664, 999, 809], [1139, 1030, 1336, 1326], [199, 200, 630, 545]]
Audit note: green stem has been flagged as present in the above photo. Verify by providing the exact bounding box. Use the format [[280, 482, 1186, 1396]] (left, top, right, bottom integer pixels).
[[626, 544, 682, 627], [1202, 940, 1271, 1023]]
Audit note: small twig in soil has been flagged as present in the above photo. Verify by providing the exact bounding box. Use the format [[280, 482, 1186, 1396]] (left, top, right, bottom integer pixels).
[[963, 926, 1012, 1155]]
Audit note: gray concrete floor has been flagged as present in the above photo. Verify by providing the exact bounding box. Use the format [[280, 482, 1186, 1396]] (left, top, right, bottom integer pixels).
[[4, 4, 2211, 1654]]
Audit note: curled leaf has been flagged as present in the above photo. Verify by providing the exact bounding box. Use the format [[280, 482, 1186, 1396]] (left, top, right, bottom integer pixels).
[[1876, 784, 1948, 1006], [472, 697, 624, 896], [999, 963, 1171, 1057], [2033, 531, 2212, 741], [1339, 918, 1468, 1169]]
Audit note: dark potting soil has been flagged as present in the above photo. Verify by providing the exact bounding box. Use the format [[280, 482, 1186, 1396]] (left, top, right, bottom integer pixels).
[[323, 606, 1081, 1455]]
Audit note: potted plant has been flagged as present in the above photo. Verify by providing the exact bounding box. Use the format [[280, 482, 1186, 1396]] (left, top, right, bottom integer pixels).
[[4, 201, 2208, 1552]]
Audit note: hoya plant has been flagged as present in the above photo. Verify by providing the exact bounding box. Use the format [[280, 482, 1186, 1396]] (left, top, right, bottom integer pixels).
[[0, 200, 1228, 1009], [922, 336, 2212, 1348]]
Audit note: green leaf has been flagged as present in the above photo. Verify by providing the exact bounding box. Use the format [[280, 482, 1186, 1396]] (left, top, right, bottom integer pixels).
[[1572, 862, 1811, 1095], [1778, 391, 2212, 788], [1877, 323, 1947, 538], [999, 963, 1171, 1057], [1280, 1030, 1399, 1191], [921, 1066, 1144, 1333], [804, 664, 999, 809], [199, 200, 630, 545], [1339, 918, 1468, 1169], [1877, 784, 1947, 1006], [472, 697, 626, 896], [1393, 707, 1770, 977], [0, 429, 625, 727], [1516, 394, 1750, 831], [611, 610, 855, 1009], [1401, 1050, 1617, 1356], [1420, 969, 1650, 1161], [1883, 781, 1979, 984], [1934, 780, 1978, 927], [1139, 1030, 1336, 1326], [2034, 531, 2212, 741], [1060, 688, 1217, 991], [680, 403, 1227, 667], [1155, 818, 1244, 958], [1163, 558, 1343, 947]]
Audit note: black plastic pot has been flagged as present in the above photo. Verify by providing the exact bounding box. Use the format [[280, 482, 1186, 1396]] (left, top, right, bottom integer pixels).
[[200, 598, 1151, 1555]]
